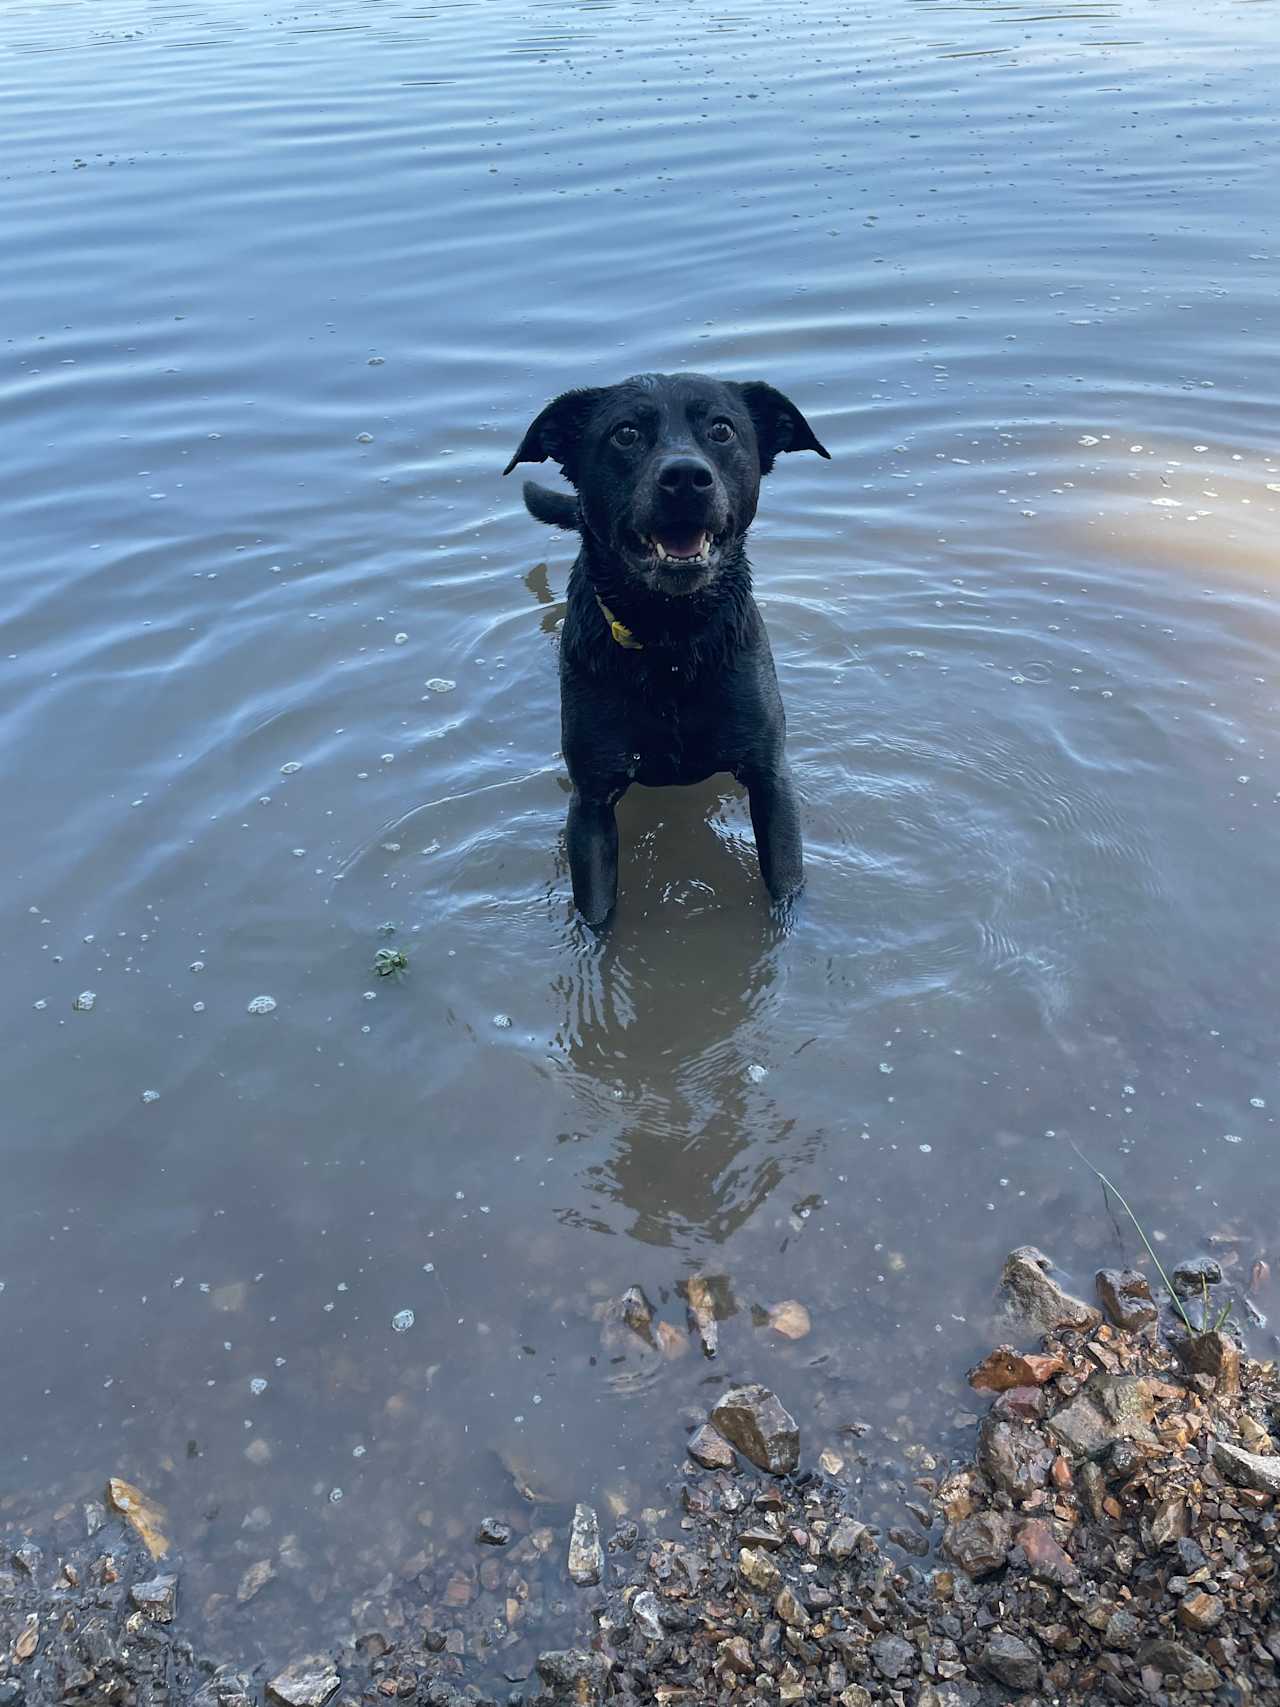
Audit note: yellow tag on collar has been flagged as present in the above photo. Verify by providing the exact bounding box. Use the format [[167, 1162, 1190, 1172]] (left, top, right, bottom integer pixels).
[[596, 595, 643, 650]]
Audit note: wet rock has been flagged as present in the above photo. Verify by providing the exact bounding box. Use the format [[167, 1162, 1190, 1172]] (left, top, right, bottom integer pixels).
[[1091, 1372, 1157, 1435], [1015, 1518, 1078, 1586], [1078, 1459, 1107, 1520], [236, 1559, 275, 1603], [1095, 1268, 1157, 1331], [654, 1319, 689, 1360], [1178, 1590, 1225, 1632], [775, 1585, 810, 1629], [738, 1546, 782, 1593], [1103, 1608, 1141, 1650], [1212, 1436, 1280, 1494], [941, 1510, 1011, 1577], [1048, 1373, 1156, 1459], [870, 1634, 915, 1680], [826, 1517, 871, 1560], [130, 1573, 177, 1623], [475, 1517, 511, 1546], [767, 1300, 812, 1340], [566, 1504, 602, 1586], [977, 1415, 1054, 1502], [617, 1285, 655, 1340], [711, 1385, 799, 1475], [980, 1633, 1041, 1690], [687, 1423, 735, 1470], [631, 1590, 664, 1642], [1171, 1257, 1222, 1297], [718, 1635, 755, 1675], [534, 1648, 611, 1704], [106, 1476, 169, 1559], [991, 1384, 1047, 1423], [11, 1543, 41, 1577], [998, 1246, 1102, 1338], [968, 1346, 1063, 1391], [1176, 1330, 1240, 1395], [684, 1275, 721, 1358], [1145, 1493, 1189, 1548], [267, 1659, 341, 1707], [1139, 1638, 1221, 1690]]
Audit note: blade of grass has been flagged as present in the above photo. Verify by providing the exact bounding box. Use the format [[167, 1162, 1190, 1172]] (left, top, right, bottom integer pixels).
[[1069, 1142, 1198, 1339]]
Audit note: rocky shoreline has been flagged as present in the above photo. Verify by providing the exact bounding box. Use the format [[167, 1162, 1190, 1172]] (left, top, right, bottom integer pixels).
[[3, 1247, 1278, 1705]]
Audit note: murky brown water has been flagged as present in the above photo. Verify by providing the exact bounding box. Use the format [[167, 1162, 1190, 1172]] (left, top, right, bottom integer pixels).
[[3, 0, 1278, 1684]]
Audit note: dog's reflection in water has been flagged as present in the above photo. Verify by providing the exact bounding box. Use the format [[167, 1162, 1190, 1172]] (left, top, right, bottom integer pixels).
[[551, 781, 813, 1249]]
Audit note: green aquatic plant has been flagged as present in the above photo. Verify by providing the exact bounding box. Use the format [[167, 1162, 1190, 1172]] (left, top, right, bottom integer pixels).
[[374, 945, 409, 978], [1070, 1142, 1199, 1339]]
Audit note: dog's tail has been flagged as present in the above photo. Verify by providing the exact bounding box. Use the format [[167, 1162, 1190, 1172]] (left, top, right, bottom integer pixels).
[[522, 481, 580, 530]]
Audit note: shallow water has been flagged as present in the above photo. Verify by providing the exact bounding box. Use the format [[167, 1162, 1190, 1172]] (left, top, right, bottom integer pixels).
[[2, 0, 1278, 1680]]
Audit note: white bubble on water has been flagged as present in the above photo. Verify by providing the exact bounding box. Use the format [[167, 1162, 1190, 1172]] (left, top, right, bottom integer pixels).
[[391, 1308, 415, 1333], [394, 633, 408, 645], [1223, 1133, 1243, 1144], [247, 995, 277, 1015], [878, 1062, 893, 1075], [424, 678, 456, 694], [746, 1063, 768, 1083], [249, 1377, 268, 1396], [329, 1486, 344, 1502], [1250, 1097, 1266, 1109], [280, 761, 302, 775], [492, 1013, 512, 1029], [73, 991, 96, 1012], [142, 1090, 160, 1103]]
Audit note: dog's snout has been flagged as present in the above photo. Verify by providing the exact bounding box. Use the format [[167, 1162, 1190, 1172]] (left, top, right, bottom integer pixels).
[[656, 455, 715, 496]]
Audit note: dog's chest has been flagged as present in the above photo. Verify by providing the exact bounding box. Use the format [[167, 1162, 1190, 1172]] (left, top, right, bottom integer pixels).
[[566, 654, 775, 789]]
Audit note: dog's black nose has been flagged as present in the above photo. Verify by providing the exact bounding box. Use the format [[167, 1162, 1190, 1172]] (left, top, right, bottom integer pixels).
[[656, 455, 715, 495]]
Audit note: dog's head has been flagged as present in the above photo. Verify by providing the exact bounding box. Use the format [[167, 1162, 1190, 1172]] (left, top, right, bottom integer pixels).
[[504, 372, 829, 597]]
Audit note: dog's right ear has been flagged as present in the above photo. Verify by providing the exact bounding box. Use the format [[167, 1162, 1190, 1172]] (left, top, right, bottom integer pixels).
[[503, 388, 603, 482]]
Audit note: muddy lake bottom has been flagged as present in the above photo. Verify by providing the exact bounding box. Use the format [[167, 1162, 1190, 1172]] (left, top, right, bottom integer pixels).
[[2, 0, 1279, 1689]]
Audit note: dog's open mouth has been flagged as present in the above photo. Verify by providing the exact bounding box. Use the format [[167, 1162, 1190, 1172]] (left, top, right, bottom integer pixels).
[[650, 528, 711, 563], [626, 526, 726, 569]]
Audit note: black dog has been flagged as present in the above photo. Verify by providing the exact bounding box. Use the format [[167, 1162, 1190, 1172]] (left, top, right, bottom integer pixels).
[[504, 372, 829, 928]]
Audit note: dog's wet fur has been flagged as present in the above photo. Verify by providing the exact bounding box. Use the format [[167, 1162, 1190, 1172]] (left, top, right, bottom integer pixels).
[[504, 371, 829, 927]]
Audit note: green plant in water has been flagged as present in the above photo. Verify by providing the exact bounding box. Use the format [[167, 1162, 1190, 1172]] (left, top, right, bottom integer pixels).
[[374, 945, 409, 978], [1199, 1273, 1233, 1336], [1070, 1142, 1202, 1340]]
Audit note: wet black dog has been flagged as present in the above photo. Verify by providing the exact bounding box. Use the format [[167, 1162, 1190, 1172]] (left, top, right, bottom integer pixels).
[[504, 372, 829, 928]]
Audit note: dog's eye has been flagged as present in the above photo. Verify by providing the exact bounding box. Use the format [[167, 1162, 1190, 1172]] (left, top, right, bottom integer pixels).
[[707, 419, 735, 443], [611, 424, 639, 448]]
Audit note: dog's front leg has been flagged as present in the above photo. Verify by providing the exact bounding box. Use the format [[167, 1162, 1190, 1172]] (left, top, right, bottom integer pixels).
[[566, 789, 621, 928], [743, 765, 804, 908]]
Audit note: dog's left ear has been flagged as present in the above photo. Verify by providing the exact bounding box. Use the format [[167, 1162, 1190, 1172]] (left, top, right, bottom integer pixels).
[[503, 388, 603, 482], [734, 382, 831, 475]]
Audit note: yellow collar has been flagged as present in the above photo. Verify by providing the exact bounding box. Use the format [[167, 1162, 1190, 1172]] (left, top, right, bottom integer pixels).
[[595, 594, 643, 650]]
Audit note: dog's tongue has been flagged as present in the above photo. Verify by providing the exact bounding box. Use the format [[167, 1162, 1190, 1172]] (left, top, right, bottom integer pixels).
[[653, 528, 706, 560]]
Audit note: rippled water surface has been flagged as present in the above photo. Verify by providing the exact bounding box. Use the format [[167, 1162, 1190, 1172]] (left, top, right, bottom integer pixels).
[[3, 0, 1278, 1681]]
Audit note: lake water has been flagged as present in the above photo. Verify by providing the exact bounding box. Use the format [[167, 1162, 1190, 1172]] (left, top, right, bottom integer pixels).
[[2, 0, 1278, 1686]]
